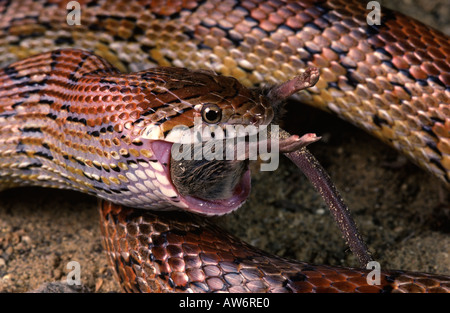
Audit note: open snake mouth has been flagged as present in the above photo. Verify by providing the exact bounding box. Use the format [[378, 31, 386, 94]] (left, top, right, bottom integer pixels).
[[147, 127, 320, 215], [150, 140, 251, 215], [141, 68, 321, 216]]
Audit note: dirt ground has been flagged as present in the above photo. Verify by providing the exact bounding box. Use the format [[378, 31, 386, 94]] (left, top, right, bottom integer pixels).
[[0, 0, 449, 293]]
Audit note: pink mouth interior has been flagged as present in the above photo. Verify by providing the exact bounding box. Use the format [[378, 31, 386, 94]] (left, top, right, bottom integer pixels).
[[151, 141, 251, 215]]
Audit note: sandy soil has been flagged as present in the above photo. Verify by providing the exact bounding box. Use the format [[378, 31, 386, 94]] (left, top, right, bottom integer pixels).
[[0, 0, 448, 292]]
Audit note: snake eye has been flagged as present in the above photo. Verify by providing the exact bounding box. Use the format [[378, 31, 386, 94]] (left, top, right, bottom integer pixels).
[[201, 103, 222, 124]]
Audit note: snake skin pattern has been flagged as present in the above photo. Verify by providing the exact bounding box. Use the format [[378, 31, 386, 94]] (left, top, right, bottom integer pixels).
[[0, 48, 270, 214], [0, 0, 449, 293], [101, 201, 450, 293]]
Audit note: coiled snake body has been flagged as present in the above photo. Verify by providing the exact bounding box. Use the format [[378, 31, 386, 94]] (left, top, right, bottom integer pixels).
[[0, 0, 449, 292]]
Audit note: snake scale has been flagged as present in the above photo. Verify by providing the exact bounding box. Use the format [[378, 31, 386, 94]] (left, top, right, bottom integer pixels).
[[0, 0, 449, 292]]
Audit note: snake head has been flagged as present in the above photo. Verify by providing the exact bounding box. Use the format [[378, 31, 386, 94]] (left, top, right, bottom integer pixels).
[[124, 67, 319, 215]]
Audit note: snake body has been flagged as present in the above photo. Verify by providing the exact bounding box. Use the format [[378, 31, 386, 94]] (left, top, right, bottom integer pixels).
[[0, 0, 449, 292], [0, 48, 268, 214]]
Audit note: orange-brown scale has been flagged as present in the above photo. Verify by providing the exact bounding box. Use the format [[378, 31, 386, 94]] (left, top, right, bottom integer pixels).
[[101, 202, 450, 293]]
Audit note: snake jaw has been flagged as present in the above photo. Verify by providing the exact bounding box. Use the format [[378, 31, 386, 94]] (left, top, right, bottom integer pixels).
[[149, 140, 251, 215], [135, 69, 323, 215]]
